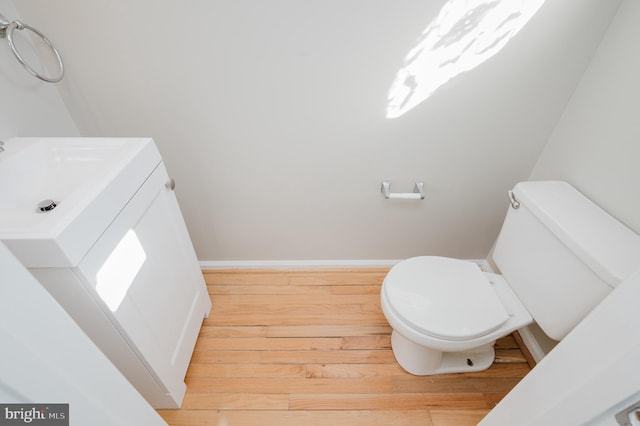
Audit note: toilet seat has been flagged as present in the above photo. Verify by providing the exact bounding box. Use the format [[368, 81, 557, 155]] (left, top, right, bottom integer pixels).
[[383, 257, 510, 341]]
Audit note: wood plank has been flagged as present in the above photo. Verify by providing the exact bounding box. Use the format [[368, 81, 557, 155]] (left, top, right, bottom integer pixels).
[[209, 284, 331, 295], [211, 294, 380, 305], [210, 302, 372, 315], [181, 393, 289, 410], [341, 336, 391, 350], [204, 312, 387, 326], [331, 285, 382, 295], [471, 363, 530, 378], [184, 377, 394, 394], [431, 363, 531, 380], [189, 350, 262, 364], [494, 334, 518, 349], [483, 391, 510, 408], [198, 325, 267, 338], [494, 348, 527, 364], [289, 393, 489, 410], [203, 269, 388, 285], [158, 409, 433, 426], [392, 376, 524, 394], [186, 363, 306, 378], [430, 409, 490, 426], [289, 272, 387, 286], [259, 349, 397, 364], [194, 337, 343, 351], [203, 273, 291, 285], [203, 268, 390, 275], [266, 324, 392, 338], [305, 363, 407, 379]]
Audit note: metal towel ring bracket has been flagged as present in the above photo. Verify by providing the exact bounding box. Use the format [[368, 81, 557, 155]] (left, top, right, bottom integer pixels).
[[0, 12, 64, 83]]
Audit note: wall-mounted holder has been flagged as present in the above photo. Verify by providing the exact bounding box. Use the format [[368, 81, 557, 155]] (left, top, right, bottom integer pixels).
[[0, 12, 64, 83], [381, 181, 425, 200]]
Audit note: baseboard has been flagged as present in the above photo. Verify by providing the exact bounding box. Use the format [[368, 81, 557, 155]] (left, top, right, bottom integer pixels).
[[199, 258, 489, 270], [515, 325, 547, 364], [198, 259, 401, 270], [479, 259, 496, 273]]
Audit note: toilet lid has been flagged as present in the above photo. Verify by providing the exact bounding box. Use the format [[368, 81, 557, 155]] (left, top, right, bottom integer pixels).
[[383, 257, 510, 340]]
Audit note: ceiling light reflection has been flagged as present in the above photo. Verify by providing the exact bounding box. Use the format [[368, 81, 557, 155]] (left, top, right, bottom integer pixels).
[[386, 0, 545, 119], [96, 229, 146, 312]]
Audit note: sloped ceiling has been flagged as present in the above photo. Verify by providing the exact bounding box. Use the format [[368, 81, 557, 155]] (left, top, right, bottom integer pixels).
[[13, 0, 621, 262]]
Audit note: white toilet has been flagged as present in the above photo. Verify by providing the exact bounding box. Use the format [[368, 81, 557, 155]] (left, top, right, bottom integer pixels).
[[381, 181, 640, 375]]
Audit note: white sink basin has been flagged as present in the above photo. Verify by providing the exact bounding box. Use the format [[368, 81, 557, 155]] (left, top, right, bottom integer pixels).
[[0, 137, 161, 267]]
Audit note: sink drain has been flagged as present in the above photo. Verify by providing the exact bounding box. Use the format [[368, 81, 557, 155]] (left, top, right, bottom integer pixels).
[[37, 199, 57, 212]]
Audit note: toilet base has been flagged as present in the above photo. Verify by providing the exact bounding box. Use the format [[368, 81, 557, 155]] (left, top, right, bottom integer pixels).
[[391, 331, 495, 375]]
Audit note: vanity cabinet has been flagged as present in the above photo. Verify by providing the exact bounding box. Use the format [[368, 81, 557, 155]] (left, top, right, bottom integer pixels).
[[29, 161, 211, 408]]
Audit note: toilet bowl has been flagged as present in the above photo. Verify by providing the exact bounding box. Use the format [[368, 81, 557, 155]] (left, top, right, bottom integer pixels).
[[381, 256, 532, 375], [380, 181, 640, 376]]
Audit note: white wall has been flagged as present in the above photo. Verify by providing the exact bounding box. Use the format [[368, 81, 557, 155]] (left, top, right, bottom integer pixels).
[[10, 0, 620, 263], [530, 0, 640, 236], [0, 0, 79, 138]]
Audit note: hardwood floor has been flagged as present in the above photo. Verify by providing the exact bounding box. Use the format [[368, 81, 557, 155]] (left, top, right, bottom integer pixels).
[[157, 269, 531, 426]]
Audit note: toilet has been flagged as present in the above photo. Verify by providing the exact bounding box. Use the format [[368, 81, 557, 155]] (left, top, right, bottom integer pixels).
[[381, 181, 640, 375]]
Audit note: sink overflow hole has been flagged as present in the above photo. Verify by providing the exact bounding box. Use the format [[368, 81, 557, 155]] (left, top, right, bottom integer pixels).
[[37, 199, 57, 212]]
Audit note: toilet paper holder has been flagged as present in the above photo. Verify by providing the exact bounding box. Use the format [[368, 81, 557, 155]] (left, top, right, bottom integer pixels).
[[381, 181, 425, 200]]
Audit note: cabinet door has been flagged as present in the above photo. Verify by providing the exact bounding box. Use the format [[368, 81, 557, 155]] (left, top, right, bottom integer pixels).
[[78, 163, 210, 406]]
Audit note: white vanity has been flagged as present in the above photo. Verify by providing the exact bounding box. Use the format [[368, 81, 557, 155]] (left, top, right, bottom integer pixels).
[[0, 137, 211, 408]]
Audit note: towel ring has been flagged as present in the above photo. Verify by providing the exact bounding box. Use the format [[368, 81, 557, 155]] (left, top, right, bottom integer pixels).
[[0, 13, 64, 83]]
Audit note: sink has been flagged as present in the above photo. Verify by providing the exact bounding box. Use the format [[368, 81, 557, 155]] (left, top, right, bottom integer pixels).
[[1, 137, 211, 408], [0, 137, 161, 267]]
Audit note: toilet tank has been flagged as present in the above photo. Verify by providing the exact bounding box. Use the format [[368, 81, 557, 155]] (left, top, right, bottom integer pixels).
[[492, 181, 640, 341]]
